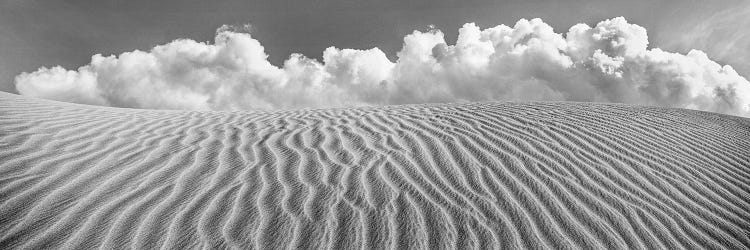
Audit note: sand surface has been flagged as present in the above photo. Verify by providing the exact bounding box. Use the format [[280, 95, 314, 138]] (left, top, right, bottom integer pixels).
[[1, 92, 749, 249]]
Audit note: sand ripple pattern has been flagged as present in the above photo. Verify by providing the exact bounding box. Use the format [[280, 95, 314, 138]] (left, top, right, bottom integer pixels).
[[1, 93, 749, 249]]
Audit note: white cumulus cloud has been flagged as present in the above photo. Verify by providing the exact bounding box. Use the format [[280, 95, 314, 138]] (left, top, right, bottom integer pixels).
[[15, 18, 750, 116]]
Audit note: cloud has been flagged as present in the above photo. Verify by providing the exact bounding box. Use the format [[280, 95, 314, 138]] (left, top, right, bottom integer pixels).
[[15, 17, 750, 116], [660, 4, 750, 84]]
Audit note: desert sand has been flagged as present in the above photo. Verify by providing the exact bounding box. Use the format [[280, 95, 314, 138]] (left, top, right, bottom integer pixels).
[[0, 91, 749, 249]]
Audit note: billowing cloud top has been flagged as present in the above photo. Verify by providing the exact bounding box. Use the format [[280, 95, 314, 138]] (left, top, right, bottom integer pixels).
[[15, 17, 750, 116]]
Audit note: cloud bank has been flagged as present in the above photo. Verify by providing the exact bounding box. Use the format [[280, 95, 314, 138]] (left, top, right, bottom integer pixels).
[[15, 17, 750, 116]]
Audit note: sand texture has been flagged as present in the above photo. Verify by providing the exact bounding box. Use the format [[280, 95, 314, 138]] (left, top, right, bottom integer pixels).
[[1, 92, 749, 249]]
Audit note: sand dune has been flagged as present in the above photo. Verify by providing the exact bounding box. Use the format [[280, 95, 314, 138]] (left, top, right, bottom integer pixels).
[[1, 91, 749, 249]]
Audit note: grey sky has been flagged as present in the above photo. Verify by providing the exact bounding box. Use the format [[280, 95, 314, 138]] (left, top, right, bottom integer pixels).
[[0, 0, 746, 93]]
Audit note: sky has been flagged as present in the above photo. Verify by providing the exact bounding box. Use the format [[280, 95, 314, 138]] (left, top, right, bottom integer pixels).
[[2, 0, 749, 116]]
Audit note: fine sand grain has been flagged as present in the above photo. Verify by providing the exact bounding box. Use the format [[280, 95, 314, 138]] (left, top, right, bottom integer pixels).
[[1, 92, 749, 249]]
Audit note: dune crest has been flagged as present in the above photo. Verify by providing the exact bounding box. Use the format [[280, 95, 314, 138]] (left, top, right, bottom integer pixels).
[[1, 92, 749, 249]]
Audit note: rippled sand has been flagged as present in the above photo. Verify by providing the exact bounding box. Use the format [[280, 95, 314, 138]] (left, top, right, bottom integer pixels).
[[1, 92, 749, 249]]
